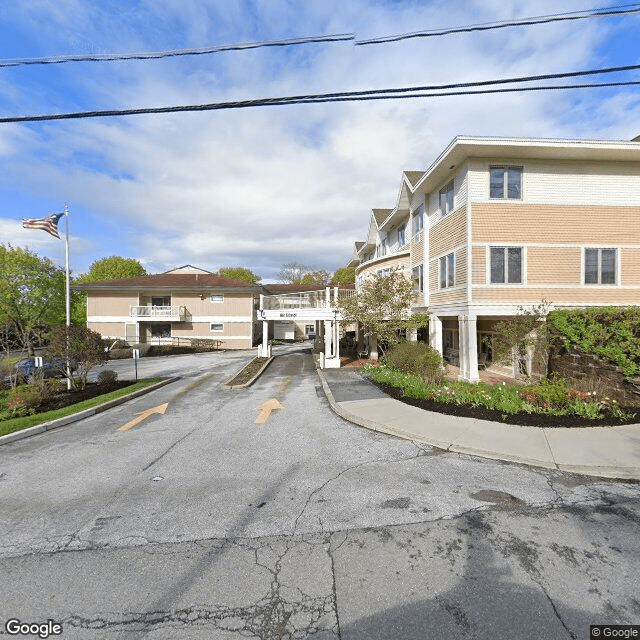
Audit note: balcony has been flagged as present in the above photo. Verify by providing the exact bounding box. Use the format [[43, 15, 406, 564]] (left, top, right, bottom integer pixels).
[[130, 305, 186, 321]]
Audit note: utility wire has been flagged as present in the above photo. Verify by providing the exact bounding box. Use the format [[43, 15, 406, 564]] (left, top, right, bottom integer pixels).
[[1, 63, 639, 123], [356, 3, 640, 44], [1, 3, 638, 67], [0, 33, 355, 68]]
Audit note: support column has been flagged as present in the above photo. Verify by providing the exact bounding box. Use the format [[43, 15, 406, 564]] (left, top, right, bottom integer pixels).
[[323, 319, 341, 368], [458, 315, 479, 383], [260, 320, 270, 357], [369, 335, 379, 361], [429, 314, 443, 356]]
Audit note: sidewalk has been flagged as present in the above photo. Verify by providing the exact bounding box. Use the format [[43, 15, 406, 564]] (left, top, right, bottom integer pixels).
[[318, 368, 640, 481]]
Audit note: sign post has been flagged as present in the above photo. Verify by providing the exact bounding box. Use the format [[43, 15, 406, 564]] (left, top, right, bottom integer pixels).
[[133, 348, 140, 381]]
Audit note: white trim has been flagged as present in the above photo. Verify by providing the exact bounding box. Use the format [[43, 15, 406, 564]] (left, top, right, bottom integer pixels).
[[473, 242, 640, 249], [429, 243, 468, 263], [582, 247, 620, 286], [87, 315, 254, 323], [472, 284, 640, 289]]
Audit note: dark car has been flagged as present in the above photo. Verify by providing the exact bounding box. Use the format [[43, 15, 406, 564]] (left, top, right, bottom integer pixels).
[[6, 358, 74, 384]]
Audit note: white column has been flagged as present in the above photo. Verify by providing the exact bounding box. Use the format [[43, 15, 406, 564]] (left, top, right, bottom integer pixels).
[[429, 314, 443, 356], [260, 320, 269, 357], [458, 315, 479, 383], [324, 320, 332, 359], [369, 335, 379, 361]]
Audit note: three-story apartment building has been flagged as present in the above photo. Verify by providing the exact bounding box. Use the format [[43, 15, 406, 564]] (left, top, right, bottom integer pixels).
[[351, 136, 640, 382]]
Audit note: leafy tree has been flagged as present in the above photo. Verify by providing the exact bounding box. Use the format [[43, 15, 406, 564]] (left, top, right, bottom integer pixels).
[[217, 266, 261, 283], [490, 301, 551, 379], [77, 256, 146, 282], [74, 256, 146, 326], [337, 270, 429, 359], [330, 265, 356, 285], [277, 262, 329, 285], [0, 244, 66, 355], [46, 326, 107, 389]]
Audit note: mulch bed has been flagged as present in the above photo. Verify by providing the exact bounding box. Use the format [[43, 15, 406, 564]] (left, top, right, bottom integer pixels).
[[35, 381, 137, 413], [226, 357, 269, 386], [370, 381, 640, 428]]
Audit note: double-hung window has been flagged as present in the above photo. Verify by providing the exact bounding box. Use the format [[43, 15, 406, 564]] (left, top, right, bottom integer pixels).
[[398, 223, 406, 248], [439, 180, 454, 215], [584, 248, 617, 284], [210, 294, 224, 303], [412, 204, 424, 237], [490, 166, 522, 199], [439, 253, 455, 288], [210, 323, 224, 332], [412, 264, 424, 292], [490, 247, 523, 284]]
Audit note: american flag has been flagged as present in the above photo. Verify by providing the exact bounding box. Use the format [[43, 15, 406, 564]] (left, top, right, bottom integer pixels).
[[22, 213, 64, 238]]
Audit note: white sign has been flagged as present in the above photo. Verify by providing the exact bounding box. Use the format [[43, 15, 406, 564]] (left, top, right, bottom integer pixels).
[[133, 349, 140, 360]]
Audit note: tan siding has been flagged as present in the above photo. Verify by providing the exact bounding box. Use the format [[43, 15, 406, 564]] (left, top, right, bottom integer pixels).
[[87, 322, 126, 338], [430, 288, 467, 304], [171, 292, 253, 317], [429, 261, 438, 292], [472, 246, 486, 285], [527, 248, 582, 284], [621, 248, 640, 284], [472, 287, 640, 304], [430, 207, 467, 256], [456, 247, 467, 286], [88, 293, 138, 316], [472, 203, 640, 244], [410, 236, 424, 267]]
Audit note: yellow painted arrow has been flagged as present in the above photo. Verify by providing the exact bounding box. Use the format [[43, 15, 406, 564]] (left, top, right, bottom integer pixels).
[[255, 398, 283, 424], [117, 403, 169, 432]]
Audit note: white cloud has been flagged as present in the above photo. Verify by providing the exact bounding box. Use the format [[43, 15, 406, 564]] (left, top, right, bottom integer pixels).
[[0, 0, 638, 280]]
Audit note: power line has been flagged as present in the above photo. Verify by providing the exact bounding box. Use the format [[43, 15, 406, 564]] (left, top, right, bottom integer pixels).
[[1, 3, 638, 68], [356, 3, 640, 45], [1, 63, 639, 123], [0, 33, 355, 68]]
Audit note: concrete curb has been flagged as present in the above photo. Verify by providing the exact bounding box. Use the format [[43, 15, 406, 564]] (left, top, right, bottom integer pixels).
[[317, 369, 640, 481], [222, 356, 274, 389], [0, 377, 178, 447]]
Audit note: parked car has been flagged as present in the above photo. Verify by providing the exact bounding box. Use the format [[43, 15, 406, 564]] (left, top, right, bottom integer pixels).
[[5, 358, 75, 384]]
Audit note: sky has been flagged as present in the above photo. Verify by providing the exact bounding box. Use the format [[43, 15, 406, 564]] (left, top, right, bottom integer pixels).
[[0, 0, 639, 282]]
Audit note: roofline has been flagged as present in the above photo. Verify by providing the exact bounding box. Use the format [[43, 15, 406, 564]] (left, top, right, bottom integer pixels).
[[413, 135, 640, 193]]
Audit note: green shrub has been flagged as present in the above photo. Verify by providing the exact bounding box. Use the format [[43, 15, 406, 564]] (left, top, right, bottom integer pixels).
[[5, 385, 40, 417], [548, 307, 640, 377], [383, 341, 444, 384]]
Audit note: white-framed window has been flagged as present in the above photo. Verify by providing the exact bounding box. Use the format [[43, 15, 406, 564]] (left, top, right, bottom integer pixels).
[[490, 247, 523, 284], [439, 252, 455, 288], [412, 264, 424, 292], [398, 223, 406, 247], [377, 237, 387, 258], [412, 204, 424, 236], [584, 248, 617, 284], [490, 166, 522, 200], [210, 294, 224, 303], [439, 180, 454, 215], [210, 323, 224, 332]]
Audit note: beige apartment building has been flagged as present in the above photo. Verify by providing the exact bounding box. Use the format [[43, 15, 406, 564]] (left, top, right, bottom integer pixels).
[[351, 136, 640, 382], [78, 266, 261, 349]]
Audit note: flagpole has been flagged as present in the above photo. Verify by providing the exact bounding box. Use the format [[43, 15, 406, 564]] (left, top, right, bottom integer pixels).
[[64, 204, 71, 390], [64, 203, 70, 327]]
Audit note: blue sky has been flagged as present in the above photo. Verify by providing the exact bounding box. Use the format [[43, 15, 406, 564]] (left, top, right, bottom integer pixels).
[[1, 0, 639, 281]]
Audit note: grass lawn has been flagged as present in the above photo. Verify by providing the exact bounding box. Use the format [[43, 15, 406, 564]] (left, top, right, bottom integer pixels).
[[0, 378, 165, 437]]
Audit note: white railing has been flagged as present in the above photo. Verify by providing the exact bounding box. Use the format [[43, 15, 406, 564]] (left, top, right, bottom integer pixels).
[[262, 288, 355, 310], [130, 305, 186, 320]]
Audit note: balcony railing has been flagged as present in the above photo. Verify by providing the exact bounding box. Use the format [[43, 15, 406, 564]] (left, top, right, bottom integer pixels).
[[262, 288, 356, 310], [130, 305, 186, 321]]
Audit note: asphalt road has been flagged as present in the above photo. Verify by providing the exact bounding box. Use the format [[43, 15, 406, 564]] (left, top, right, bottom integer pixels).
[[0, 344, 638, 639]]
